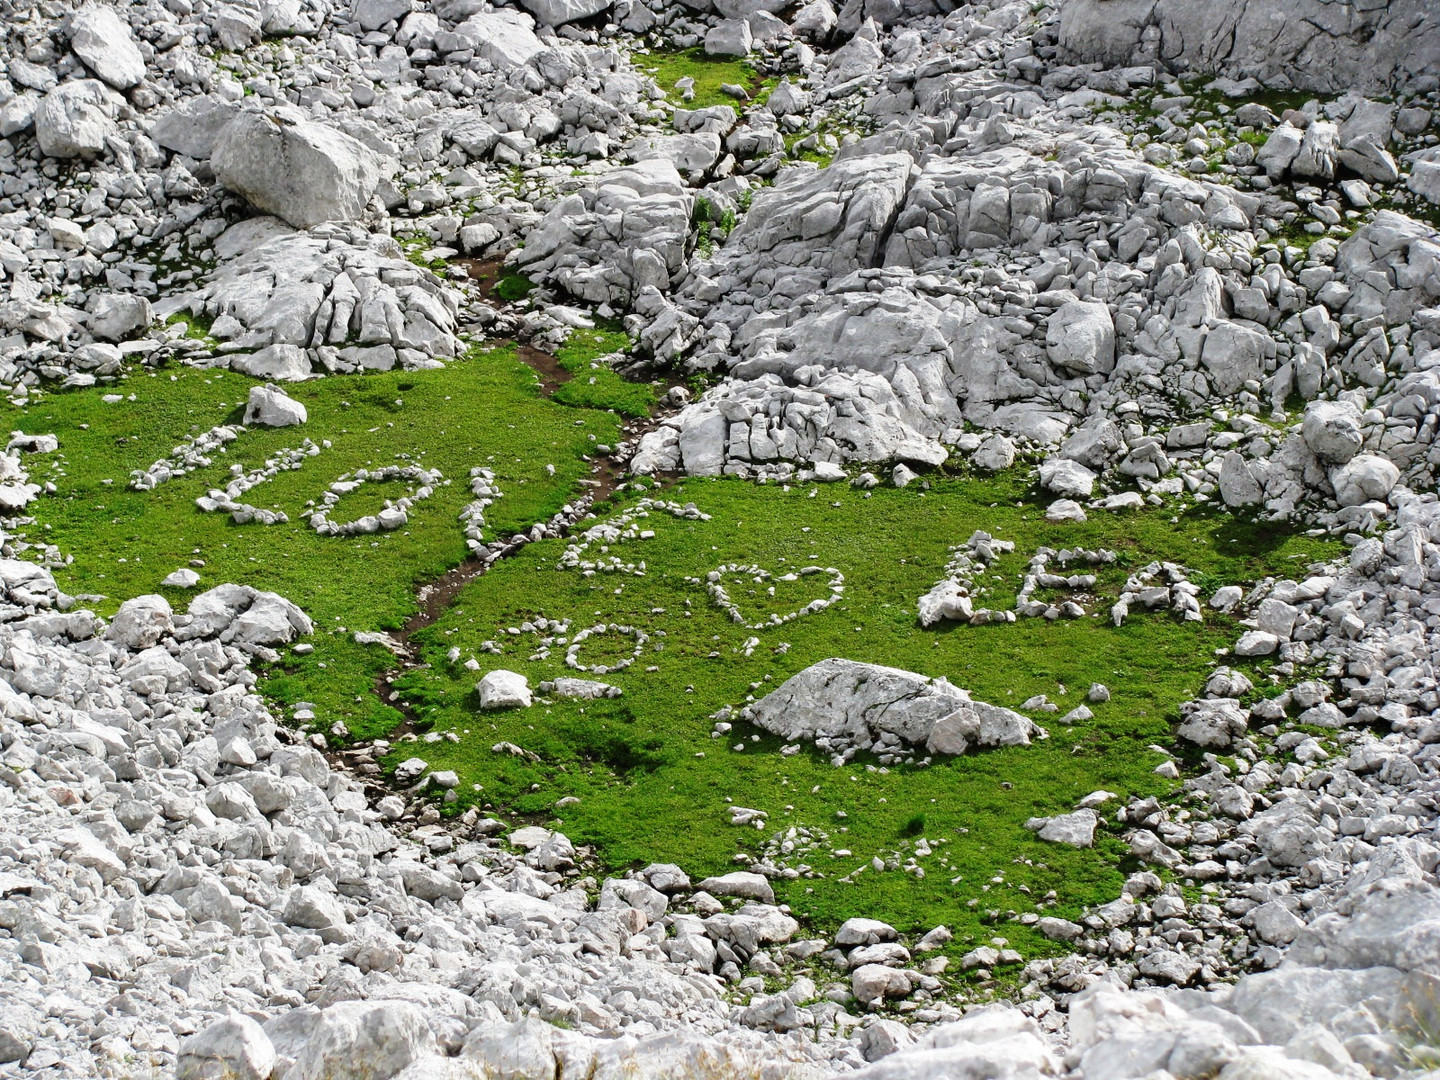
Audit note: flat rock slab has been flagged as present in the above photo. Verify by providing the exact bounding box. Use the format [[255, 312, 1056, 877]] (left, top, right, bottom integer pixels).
[[744, 658, 1040, 758]]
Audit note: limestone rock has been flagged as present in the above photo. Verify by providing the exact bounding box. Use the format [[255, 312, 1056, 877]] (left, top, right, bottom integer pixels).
[[1046, 300, 1115, 375], [69, 6, 146, 89], [151, 96, 243, 159], [1039, 458, 1097, 499], [290, 1001, 434, 1080], [478, 669, 533, 709], [1056, 0, 1440, 94], [212, 109, 389, 229], [352, 0, 413, 31], [244, 384, 308, 427], [746, 658, 1038, 759], [518, 0, 612, 25], [177, 1016, 276, 1080], [1301, 401, 1363, 464], [1027, 809, 1099, 848], [705, 19, 753, 56], [1331, 454, 1400, 507], [35, 80, 117, 159]]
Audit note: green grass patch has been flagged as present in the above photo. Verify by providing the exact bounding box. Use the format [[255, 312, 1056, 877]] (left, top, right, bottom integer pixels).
[[551, 325, 657, 418], [399, 237, 447, 272], [165, 310, 217, 343], [8, 345, 622, 739], [784, 129, 836, 167], [383, 473, 1341, 967], [494, 273, 536, 303], [639, 47, 774, 110]]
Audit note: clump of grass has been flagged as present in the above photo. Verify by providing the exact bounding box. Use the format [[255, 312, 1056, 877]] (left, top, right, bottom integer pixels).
[[164, 311, 216, 342], [494, 273, 536, 303], [552, 324, 656, 418], [640, 47, 772, 110]]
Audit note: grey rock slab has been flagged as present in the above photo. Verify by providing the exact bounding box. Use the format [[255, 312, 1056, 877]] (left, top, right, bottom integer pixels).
[[212, 109, 389, 229], [69, 6, 146, 89], [745, 658, 1038, 757], [477, 669, 532, 709], [1056, 0, 1440, 94], [151, 96, 242, 159], [244, 384, 308, 427], [35, 80, 117, 159]]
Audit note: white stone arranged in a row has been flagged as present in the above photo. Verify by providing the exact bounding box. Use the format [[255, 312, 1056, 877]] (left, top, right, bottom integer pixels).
[[458, 466, 501, 550], [704, 563, 846, 629], [307, 464, 444, 536], [130, 424, 243, 491]]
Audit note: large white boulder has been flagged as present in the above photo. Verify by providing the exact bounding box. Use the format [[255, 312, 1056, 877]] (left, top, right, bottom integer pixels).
[[289, 1001, 434, 1080], [1256, 123, 1304, 180], [1046, 300, 1115, 375], [182, 584, 313, 646], [1038, 457, 1097, 499], [231, 344, 313, 382], [35, 80, 117, 159], [87, 293, 152, 342], [1027, 809, 1099, 848], [69, 6, 146, 89], [705, 18, 753, 56], [1330, 454, 1400, 507], [518, 0, 612, 26], [353, 0, 413, 31], [972, 434, 1016, 471], [1292, 121, 1339, 181], [477, 669, 533, 709], [177, 1015, 276, 1080], [212, 109, 389, 229], [746, 658, 1037, 757], [1301, 400, 1363, 463], [1409, 153, 1440, 206], [244, 384, 308, 427], [1200, 321, 1271, 396], [1218, 452, 1263, 507], [440, 11, 545, 70]]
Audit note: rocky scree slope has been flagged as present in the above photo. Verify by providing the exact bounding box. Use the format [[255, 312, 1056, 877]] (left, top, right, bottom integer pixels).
[[1, 0, 1440, 1076]]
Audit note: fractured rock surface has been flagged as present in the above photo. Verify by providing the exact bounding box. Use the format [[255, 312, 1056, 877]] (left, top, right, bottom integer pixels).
[[746, 658, 1041, 762]]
